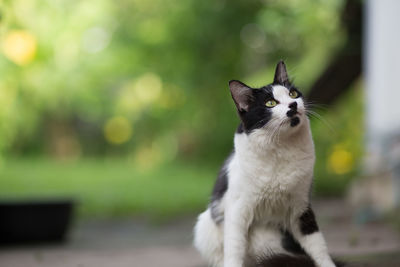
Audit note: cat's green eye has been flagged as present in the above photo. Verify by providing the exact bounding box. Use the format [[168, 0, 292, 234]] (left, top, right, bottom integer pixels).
[[289, 90, 298, 98], [265, 100, 277, 108]]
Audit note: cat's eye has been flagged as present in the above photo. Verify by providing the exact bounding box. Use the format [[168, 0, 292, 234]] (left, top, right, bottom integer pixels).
[[289, 90, 299, 98], [265, 100, 277, 108]]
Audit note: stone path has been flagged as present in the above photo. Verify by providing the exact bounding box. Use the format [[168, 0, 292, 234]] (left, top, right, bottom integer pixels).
[[0, 199, 399, 267]]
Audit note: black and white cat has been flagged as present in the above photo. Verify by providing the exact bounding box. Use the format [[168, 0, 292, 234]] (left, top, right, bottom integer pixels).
[[194, 61, 343, 267]]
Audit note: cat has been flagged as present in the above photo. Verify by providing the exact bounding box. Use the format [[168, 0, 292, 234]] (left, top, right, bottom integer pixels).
[[193, 61, 344, 267]]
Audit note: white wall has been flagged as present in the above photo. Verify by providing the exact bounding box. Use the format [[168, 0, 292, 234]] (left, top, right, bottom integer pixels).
[[366, 0, 400, 170]]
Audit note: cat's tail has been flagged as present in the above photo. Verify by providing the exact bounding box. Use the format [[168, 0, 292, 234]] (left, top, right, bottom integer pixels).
[[257, 254, 347, 267]]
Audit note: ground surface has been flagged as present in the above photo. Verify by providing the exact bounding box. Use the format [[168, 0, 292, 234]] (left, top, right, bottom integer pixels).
[[1, 199, 400, 267]]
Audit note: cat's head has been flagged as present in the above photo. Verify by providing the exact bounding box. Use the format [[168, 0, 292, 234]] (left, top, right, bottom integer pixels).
[[229, 61, 307, 137]]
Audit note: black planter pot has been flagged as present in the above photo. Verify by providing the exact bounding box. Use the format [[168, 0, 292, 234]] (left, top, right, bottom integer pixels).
[[0, 199, 75, 245]]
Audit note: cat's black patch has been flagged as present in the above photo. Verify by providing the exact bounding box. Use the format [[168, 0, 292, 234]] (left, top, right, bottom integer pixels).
[[299, 206, 319, 235], [287, 102, 298, 118], [287, 110, 297, 118], [290, 117, 300, 127], [236, 85, 275, 134], [211, 164, 229, 202], [289, 101, 298, 110], [236, 123, 244, 134], [209, 153, 233, 223], [281, 230, 306, 255]]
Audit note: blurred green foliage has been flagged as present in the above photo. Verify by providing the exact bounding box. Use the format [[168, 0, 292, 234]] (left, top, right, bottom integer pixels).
[[0, 0, 363, 216], [312, 82, 364, 195]]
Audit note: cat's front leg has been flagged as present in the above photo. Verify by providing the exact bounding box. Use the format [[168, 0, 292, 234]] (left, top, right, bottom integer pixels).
[[291, 206, 336, 267], [223, 198, 253, 267]]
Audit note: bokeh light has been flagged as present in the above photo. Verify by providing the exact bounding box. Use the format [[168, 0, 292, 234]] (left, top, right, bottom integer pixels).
[[104, 116, 133, 145], [2, 30, 37, 65], [82, 27, 111, 54], [134, 73, 162, 104], [328, 145, 355, 175]]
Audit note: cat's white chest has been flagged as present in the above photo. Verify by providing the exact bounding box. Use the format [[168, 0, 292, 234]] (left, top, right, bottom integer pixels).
[[260, 150, 312, 192], [228, 132, 315, 222], [238, 145, 313, 191]]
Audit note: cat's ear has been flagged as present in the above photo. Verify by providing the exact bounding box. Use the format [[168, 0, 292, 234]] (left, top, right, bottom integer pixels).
[[273, 60, 289, 85], [229, 80, 253, 112]]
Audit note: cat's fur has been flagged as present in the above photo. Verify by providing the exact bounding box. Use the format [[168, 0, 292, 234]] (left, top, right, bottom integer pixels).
[[194, 61, 341, 267]]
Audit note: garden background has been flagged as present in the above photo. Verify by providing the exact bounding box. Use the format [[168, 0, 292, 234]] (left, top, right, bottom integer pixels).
[[0, 0, 363, 220]]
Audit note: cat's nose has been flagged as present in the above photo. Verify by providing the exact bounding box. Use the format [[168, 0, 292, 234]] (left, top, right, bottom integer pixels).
[[288, 102, 297, 110], [287, 102, 298, 118]]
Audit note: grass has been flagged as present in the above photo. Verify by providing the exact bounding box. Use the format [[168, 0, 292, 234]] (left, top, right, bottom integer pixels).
[[0, 157, 216, 220], [0, 155, 354, 221]]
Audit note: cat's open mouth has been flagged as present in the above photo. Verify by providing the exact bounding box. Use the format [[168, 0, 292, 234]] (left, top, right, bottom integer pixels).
[[290, 116, 300, 127]]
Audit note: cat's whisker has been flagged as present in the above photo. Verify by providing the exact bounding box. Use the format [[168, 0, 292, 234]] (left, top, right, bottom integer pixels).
[[269, 124, 279, 145], [304, 102, 330, 113], [273, 118, 286, 144], [306, 109, 336, 134], [305, 101, 330, 108], [272, 126, 280, 145], [275, 119, 288, 145], [266, 118, 287, 145], [262, 117, 282, 145], [272, 122, 281, 144]]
